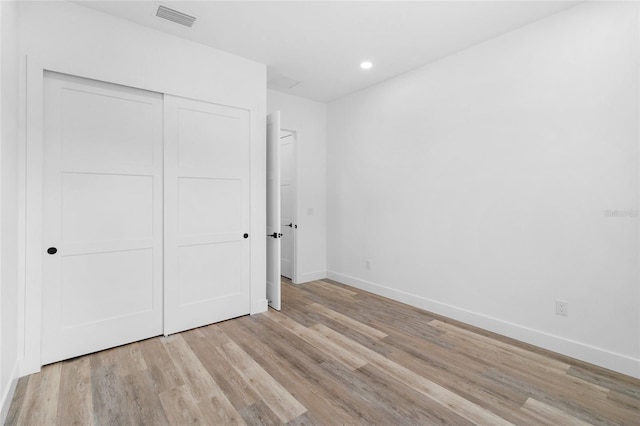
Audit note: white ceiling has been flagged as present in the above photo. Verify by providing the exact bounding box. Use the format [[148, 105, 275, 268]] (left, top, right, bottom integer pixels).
[[77, 1, 580, 103]]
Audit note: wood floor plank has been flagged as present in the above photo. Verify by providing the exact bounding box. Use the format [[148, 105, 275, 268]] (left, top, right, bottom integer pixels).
[[4, 376, 28, 426], [297, 281, 358, 307], [312, 280, 358, 296], [265, 309, 368, 370], [388, 348, 541, 425], [157, 385, 205, 425], [220, 315, 378, 425], [318, 360, 409, 425], [307, 302, 388, 340], [237, 400, 280, 425], [137, 337, 184, 392], [91, 343, 148, 377], [380, 321, 490, 379], [430, 319, 572, 374], [197, 394, 247, 425], [521, 398, 593, 426], [181, 326, 261, 410], [240, 315, 391, 424], [428, 321, 614, 413], [16, 363, 61, 426], [302, 308, 394, 357], [285, 411, 321, 426], [607, 388, 640, 411], [161, 334, 224, 402], [310, 322, 515, 425], [568, 364, 640, 400], [281, 279, 314, 307], [484, 367, 637, 425], [90, 364, 131, 426], [273, 302, 322, 327], [329, 294, 448, 346], [113, 343, 148, 377], [160, 333, 242, 424], [122, 370, 170, 426], [56, 357, 93, 426], [7, 279, 640, 426], [326, 360, 474, 425], [219, 339, 307, 423], [198, 323, 235, 347]]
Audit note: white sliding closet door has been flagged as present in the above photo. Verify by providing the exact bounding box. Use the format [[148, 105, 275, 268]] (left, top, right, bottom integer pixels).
[[163, 95, 251, 335], [42, 72, 164, 364]]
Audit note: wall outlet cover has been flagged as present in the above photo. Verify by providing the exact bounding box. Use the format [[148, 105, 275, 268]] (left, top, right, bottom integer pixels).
[[556, 300, 568, 316]]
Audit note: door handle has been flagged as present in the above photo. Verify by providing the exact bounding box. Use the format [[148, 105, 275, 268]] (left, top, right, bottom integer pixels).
[[47, 247, 57, 255], [285, 223, 293, 228], [268, 232, 283, 238]]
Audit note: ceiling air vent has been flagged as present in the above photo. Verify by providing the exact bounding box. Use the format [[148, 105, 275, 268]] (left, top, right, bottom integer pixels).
[[156, 5, 196, 27], [268, 75, 301, 90]]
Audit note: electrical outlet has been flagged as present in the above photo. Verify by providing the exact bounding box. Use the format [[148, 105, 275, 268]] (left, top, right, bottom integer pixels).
[[556, 300, 568, 317], [365, 260, 371, 270]]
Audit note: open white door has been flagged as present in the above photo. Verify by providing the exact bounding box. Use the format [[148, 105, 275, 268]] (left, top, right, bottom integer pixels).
[[266, 112, 282, 310]]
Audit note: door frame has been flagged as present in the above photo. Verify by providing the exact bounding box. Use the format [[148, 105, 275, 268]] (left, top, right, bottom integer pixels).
[[23, 57, 52, 375], [21, 57, 266, 375], [280, 128, 299, 284]]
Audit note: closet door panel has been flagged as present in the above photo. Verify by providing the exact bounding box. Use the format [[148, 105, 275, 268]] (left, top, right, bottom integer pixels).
[[41, 72, 163, 364], [164, 95, 251, 335]]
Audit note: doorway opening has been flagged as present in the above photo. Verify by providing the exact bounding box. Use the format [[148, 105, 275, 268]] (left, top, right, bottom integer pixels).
[[266, 114, 299, 310], [279, 129, 297, 282]]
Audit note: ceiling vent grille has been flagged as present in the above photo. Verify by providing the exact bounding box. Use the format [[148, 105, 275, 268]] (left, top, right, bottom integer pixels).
[[156, 5, 196, 27], [268, 75, 302, 90]]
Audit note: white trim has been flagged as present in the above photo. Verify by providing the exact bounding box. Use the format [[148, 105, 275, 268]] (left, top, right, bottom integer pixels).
[[0, 363, 19, 424], [21, 57, 45, 376], [327, 270, 640, 379], [637, 0, 640, 388], [17, 53, 27, 364], [297, 270, 327, 284]]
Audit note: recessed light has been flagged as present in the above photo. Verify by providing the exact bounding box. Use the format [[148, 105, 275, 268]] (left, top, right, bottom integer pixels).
[[360, 61, 373, 70]]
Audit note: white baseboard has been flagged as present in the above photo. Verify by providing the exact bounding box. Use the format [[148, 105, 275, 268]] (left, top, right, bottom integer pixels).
[[296, 270, 327, 284], [1, 364, 19, 425], [251, 298, 269, 315], [326, 270, 640, 379]]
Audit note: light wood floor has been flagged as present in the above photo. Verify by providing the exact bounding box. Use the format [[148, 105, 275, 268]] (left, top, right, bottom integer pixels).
[[6, 279, 640, 425]]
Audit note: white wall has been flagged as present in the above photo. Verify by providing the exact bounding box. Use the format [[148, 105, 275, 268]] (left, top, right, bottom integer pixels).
[[1, 0, 20, 420], [18, 1, 266, 375], [268, 90, 327, 283], [327, 1, 639, 378]]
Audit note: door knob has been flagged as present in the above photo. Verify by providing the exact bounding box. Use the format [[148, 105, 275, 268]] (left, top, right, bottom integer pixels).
[[243, 233, 249, 239], [47, 247, 57, 255]]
